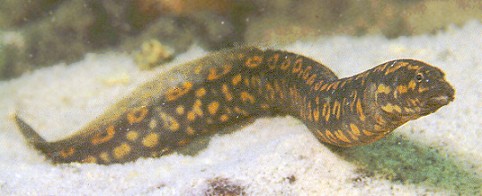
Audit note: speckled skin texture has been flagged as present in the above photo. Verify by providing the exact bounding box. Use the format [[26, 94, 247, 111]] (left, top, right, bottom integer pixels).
[[14, 47, 455, 164]]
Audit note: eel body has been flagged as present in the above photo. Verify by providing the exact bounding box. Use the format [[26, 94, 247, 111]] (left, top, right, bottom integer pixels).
[[14, 47, 455, 164]]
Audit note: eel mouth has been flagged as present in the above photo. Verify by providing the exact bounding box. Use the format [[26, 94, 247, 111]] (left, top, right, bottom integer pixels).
[[419, 91, 454, 114], [425, 94, 453, 107], [423, 84, 455, 109]]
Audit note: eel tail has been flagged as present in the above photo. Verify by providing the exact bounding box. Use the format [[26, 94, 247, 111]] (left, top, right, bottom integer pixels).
[[14, 115, 51, 153]]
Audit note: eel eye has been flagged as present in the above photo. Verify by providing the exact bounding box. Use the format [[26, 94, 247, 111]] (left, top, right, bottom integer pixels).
[[416, 73, 424, 82]]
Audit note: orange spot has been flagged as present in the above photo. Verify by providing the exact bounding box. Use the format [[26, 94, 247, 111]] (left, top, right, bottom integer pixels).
[[335, 130, 351, 143], [194, 65, 203, 74], [149, 119, 157, 129], [408, 98, 420, 106], [219, 114, 229, 122], [232, 74, 242, 86], [332, 100, 341, 120], [280, 57, 291, 70], [142, 133, 160, 148], [237, 53, 245, 59], [150, 151, 160, 157], [187, 99, 203, 121], [408, 80, 417, 90], [160, 112, 180, 131], [81, 155, 97, 163], [350, 91, 358, 111], [267, 53, 280, 70], [349, 124, 361, 136], [375, 114, 386, 125], [407, 64, 419, 70], [314, 80, 324, 91], [356, 71, 369, 80], [374, 63, 388, 72], [356, 72, 369, 85], [396, 85, 408, 94], [126, 130, 139, 141], [322, 102, 331, 122], [166, 82, 193, 101], [316, 130, 330, 143], [381, 103, 402, 113], [372, 132, 388, 141], [208, 101, 220, 115], [356, 99, 366, 121], [243, 78, 250, 86], [187, 112, 195, 121], [326, 83, 334, 91], [207, 64, 232, 80], [305, 74, 317, 85], [362, 130, 373, 136], [234, 107, 249, 116], [301, 66, 312, 80], [113, 143, 131, 159], [195, 88, 207, 98], [306, 100, 313, 121], [59, 147, 75, 158], [177, 139, 190, 146], [245, 55, 263, 68], [404, 107, 414, 113], [176, 105, 185, 115], [332, 81, 341, 90], [346, 131, 359, 142], [377, 84, 392, 94], [313, 106, 320, 121], [250, 76, 262, 91], [221, 84, 233, 101], [265, 83, 275, 100], [374, 124, 383, 131], [186, 127, 196, 136], [385, 62, 407, 75], [292, 58, 303, 73], [320, 83, 329, 91], [339, 80, 347, 88], [99, 152, 110, 163], [127, 106, 149, 124], [325, 130, 338, 143], [418, 86, 429, 93], [91, 125, 116, 145], [240, 91, 255, 104], [260, 103, 270, 109]]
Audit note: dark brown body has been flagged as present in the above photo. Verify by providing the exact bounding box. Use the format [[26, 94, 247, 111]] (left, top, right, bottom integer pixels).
[[15, 47, 455, 164]]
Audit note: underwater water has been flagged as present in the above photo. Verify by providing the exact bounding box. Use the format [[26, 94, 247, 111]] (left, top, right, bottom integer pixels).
[[0, 1, 480, 195]]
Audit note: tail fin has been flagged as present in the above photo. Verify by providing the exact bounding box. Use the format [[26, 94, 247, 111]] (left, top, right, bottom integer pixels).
[[14, 114, 51, 152]]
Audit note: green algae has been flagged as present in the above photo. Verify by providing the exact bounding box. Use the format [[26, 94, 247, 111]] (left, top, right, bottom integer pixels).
[[332, 133, 481, 195]]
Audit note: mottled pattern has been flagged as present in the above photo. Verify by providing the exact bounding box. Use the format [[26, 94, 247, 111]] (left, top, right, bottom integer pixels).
[[14, 47, 455, 164]]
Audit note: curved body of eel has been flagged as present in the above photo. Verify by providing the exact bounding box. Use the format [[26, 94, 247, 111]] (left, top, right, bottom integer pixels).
[[14, 47, 455, 164]]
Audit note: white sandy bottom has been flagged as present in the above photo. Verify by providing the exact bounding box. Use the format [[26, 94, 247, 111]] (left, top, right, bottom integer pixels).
[[0, 21, 480, 195]]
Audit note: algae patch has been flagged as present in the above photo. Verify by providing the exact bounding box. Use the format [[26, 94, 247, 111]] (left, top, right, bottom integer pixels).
[[332, 133, 481, 195]]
